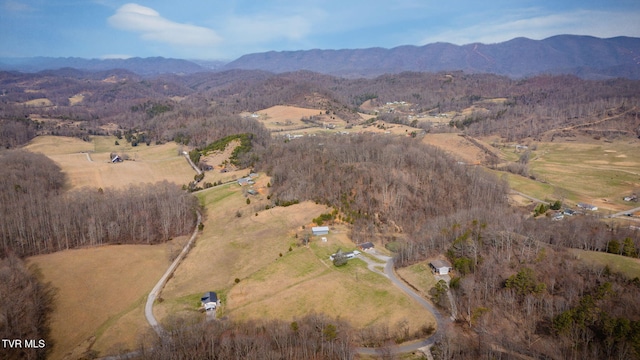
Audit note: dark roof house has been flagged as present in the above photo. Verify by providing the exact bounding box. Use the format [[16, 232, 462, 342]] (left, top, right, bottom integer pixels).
[[201, 291, 219, 311], [358, 242, 375, 251]]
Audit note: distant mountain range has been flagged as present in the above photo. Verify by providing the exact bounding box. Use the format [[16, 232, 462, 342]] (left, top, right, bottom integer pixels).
[[1, 35, 639, 79], [0, 56, 217, 76]]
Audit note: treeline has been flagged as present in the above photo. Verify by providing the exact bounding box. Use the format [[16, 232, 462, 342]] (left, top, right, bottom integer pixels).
[[257, 134, 508, 243], [0, 150, 199, 257], [137, 314, 354, 360], [0, 254, 54, 360], [3, 70, 640, 149], [389, 200, 640, 359]]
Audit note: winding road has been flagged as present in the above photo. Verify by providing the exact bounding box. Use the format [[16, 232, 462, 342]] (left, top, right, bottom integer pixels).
[[145, 211, 202, 336], [141, 153, 447, 354], [355, 251, 449, 356]]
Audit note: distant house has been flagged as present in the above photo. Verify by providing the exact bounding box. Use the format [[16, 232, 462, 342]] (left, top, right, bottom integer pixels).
[[429, 260, 452, 275], [111, 155, 122, 163], [624, 194, 638, 202], [237, 177, 254, 186], [552, 213, 564, 221], [358, 242, 375, 251], [563, 209, 576, 216], [201, 291, 219, 311], [329, 250, 360, 261], [577, 203, 598, 211], [312, 226, 329, 236], [247, 189, 258, 195]]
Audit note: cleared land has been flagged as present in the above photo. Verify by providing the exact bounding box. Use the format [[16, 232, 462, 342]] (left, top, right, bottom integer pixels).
[[248, 105, 413, 137], [422, 133, 490, 165], [157, 185, 436, 336], [25, 136, 196, 190], [570, 248, 640, 279], [396, 261, 440, 300], [27, 241, 183, 359], [491, 136, 640, 212]]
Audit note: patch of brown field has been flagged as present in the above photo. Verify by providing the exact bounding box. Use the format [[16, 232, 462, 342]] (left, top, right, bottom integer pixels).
[[508, 193, 536, 206], [252, 105, 348, 131], [396, 261, 439, 300], [99, 123, 119, 133], [359, 121, 417, 136], [22, 98, 53, 107], [25, 135, 94, 155], [69, 94, 84, 105], [228, 259, 434, 333], [46, 152, 194, 190], [27, 242, 178, 360], [158, 189, 436, 337], [159, 199, 332, 303], [422, 133, 485, 165], [26, 136, 196, 190], [200, 139, 239, 170]]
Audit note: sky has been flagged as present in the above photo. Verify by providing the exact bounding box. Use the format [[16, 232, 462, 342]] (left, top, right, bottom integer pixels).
[[1, 0, 639, 60]]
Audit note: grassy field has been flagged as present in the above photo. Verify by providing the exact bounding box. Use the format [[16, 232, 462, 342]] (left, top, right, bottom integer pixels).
[[25, 135, 196, 190], [570, 248, 640, 279], [27, 241, 183, 359], [471, 135, 640, 212], [422, 133, 488, 165], [157, 184, 436, 336], [396, 261, 440, 299]]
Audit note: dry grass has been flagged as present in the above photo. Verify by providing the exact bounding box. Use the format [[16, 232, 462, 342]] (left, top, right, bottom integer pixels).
[[570, 248, 640, 279], [525, 139, 640, 211], [27, 241, 181, 360], [68, 94, 85, 105], [25, 136, 196, 190], [250, 105, 344, 131], [423, 133, 486, 165], [22, 98, 53, 107], [396, 261, 440, 299], [25, 135, 94, 155], [157, 185, 436, 337]]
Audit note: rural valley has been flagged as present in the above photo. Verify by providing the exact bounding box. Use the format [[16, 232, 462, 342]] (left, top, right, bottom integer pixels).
[[2, 36, 640, 360]]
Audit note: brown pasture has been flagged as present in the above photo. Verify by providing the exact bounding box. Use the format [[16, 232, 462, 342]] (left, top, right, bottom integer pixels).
[[27, 241, 181, 359], [25, 136, 196, 190], [157, 185, 436, 338]]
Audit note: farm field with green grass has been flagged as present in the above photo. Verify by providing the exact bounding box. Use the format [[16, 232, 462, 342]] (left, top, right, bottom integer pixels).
[[157, 184, 436, 337], [486, 136, 640, 212], [570, 248, 640, 280]]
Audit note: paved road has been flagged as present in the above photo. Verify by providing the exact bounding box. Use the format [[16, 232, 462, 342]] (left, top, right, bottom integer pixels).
[[355, 252, 449, 356], [510, 190, 549, 205], [608, 205, 640, 219], [145, 211, 202, 336], [183, 152, 202, 175]]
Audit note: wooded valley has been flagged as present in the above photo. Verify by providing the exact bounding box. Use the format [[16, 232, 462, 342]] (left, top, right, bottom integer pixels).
[[1, 67, 639, 359]]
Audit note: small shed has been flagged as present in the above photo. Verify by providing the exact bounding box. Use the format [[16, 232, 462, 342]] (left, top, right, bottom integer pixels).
[[201, 291, 219, 311], [312, 226, 329, 236], [358, 242, 375, 251], [429, 260, 452, 275]]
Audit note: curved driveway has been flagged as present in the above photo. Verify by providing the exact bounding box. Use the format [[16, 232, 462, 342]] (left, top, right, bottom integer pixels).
[[145, 211, 202, 336], [355, 252, 449, 355]]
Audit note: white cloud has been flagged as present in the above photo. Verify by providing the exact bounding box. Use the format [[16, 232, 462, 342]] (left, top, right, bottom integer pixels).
[[224, 13, 313, 44], [420, 9, 640, 45], [3, 0, 35, 12], [108, 3, 222, 47], [100, 54, 133, 59]]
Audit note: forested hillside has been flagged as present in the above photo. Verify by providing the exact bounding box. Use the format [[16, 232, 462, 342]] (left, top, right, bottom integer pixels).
[[1, 67, 640, 359], [2, 70, 639, 150], [0, 150, 199, 257]]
